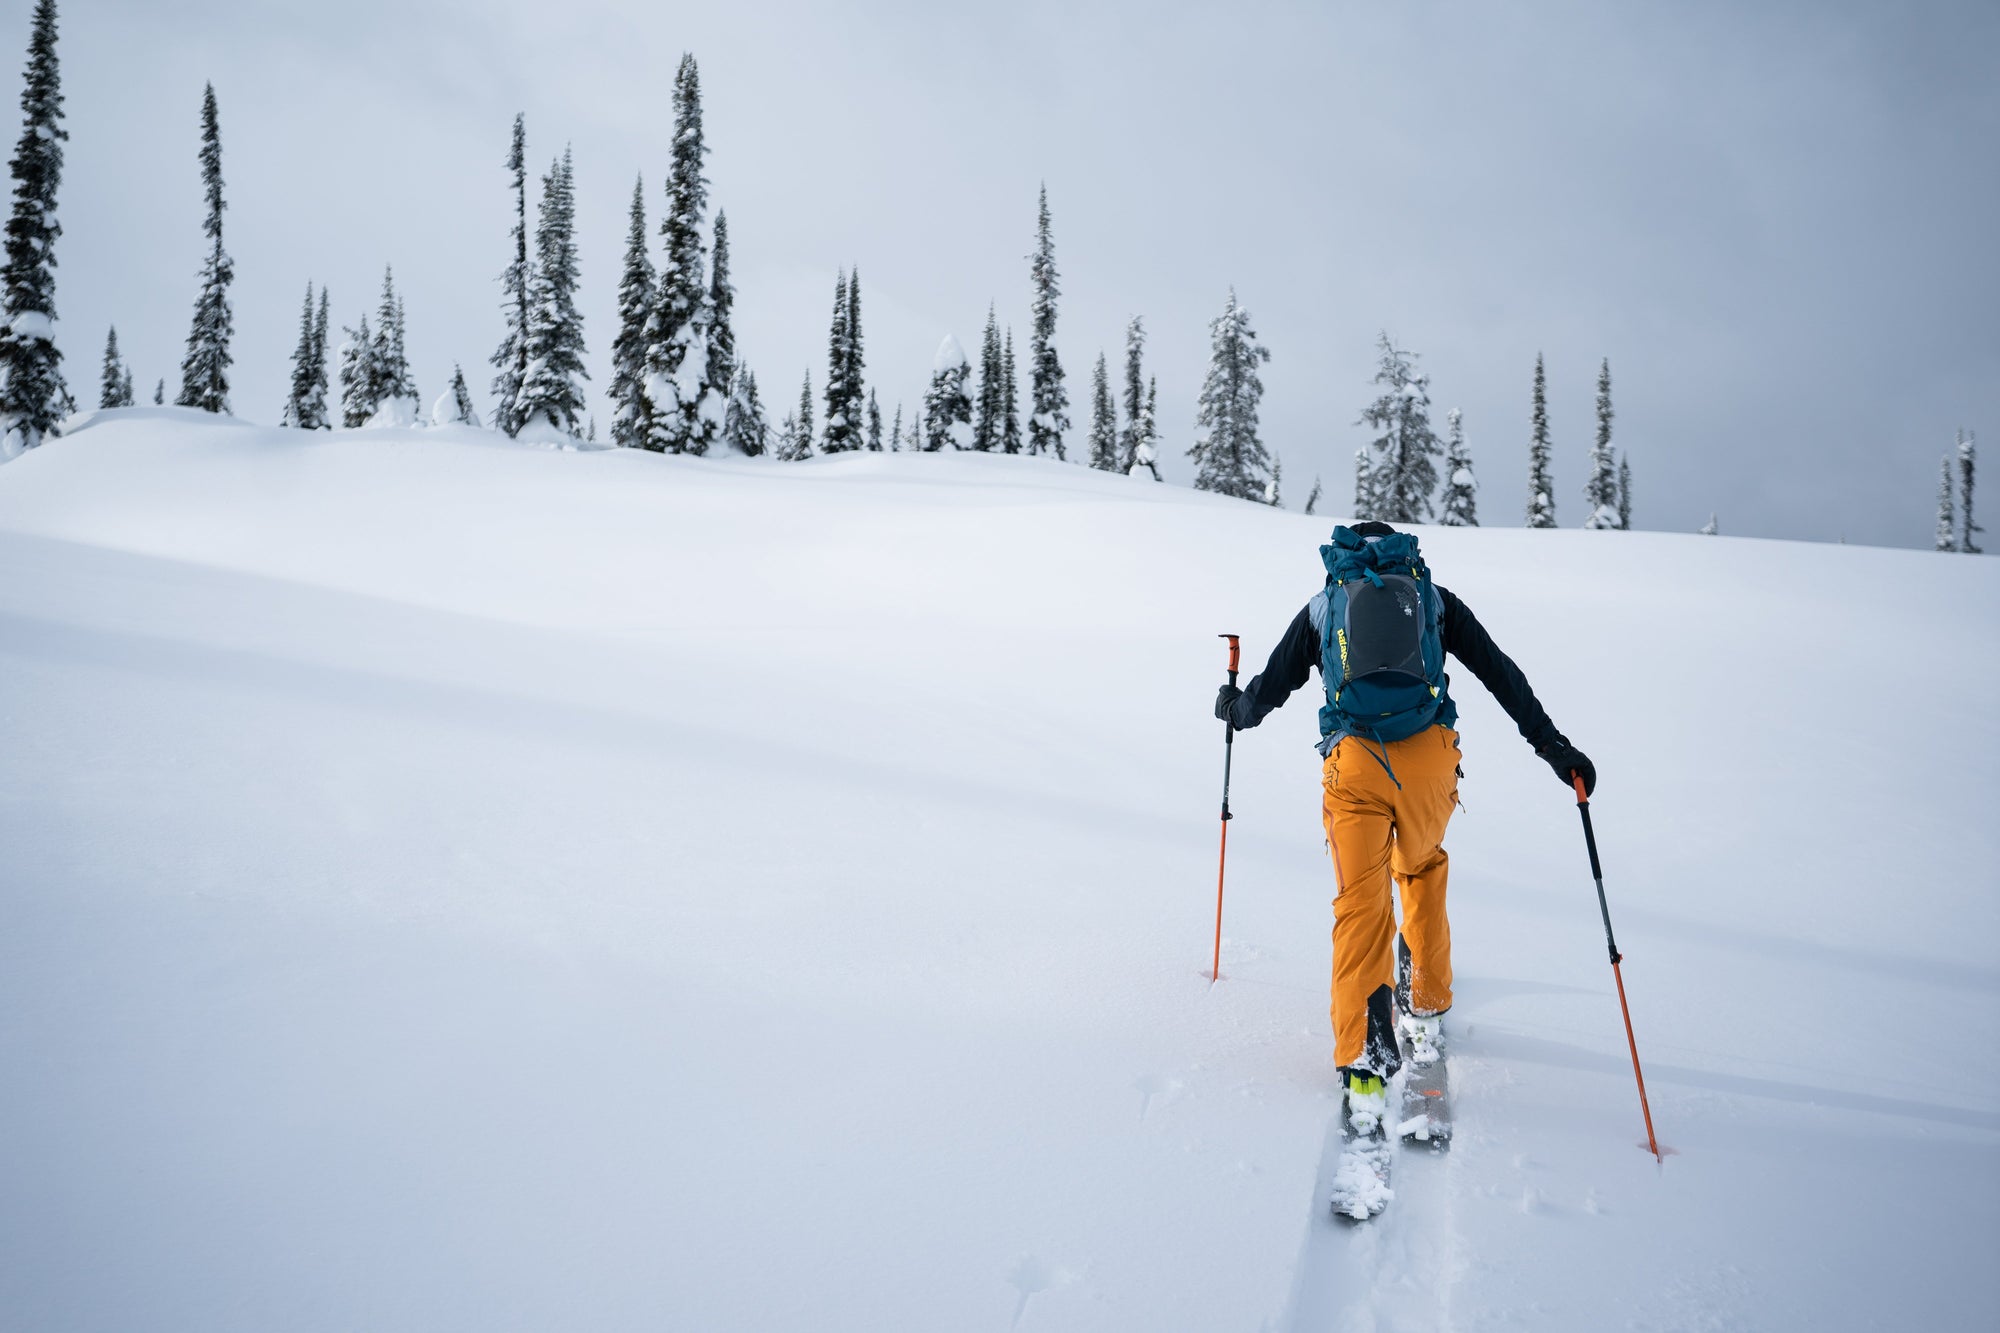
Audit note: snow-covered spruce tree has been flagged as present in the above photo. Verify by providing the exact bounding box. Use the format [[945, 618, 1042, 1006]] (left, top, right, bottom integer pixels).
[[368, 267, 418, 424], [515, 150, 588, 440], [338, 315, 373, 428], [1001, 326, 1022, 455], [1357, 332, 1441, 524], [99, 325, 131, 408], [1583, 357, 1618, 529], [1117, 316, 1145, 471], [1700, 513, 1718, 536], [721, 364, 767, 456], [1958, 429, 1981, 554], [1088, 351, 1118, 470], [304, 287, 330, 429], [1026, 184, 1067, 458], [1128, 377, 1161, 480], [0, 0, 68, 457], [1352, 448, 1374, 518], [152, 377, 162, 405], [842, 269, 863, 448], [1188, 290, 1272, 500], [771, 371, 814, 461], [820, 271, 855, 452], [707, 209, 735, 415], [972, 305, 1002, 452], [866, 388, 882, 451], [1438, 407, 1478, 526], [923, 334, 972, 451], [279, 286, 316, 425], [1304, 474, 1322, 516], [1525, 353, 1555, 527], [642, 55, 717, 454], [1936, 455, 1958, 552], [176, 83, 233, 414], [489, 114, 530, 436], [609, 175, 652, 448], [433, 363, 480, 427], [1265, 455, 1283, 508], [888, 403, 903, 452], [1617, 454, 1632, 531]]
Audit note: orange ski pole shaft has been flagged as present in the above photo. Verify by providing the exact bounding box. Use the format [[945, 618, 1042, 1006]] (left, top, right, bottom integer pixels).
[[1572, 773, 1662, 1161], [1212, 634, 1241, 982]]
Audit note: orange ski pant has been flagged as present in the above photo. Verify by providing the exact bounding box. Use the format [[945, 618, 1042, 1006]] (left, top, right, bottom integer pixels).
[[1322, 725, 1461, 1070]]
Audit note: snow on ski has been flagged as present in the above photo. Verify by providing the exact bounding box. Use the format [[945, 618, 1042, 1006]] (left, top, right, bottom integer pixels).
[[1328, 1115, 1394, 1222]]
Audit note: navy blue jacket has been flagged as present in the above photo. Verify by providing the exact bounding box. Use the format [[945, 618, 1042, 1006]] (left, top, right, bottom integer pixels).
[[1224, 585, 1557, 751]]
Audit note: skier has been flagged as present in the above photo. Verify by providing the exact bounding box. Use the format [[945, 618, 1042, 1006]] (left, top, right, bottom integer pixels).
[[1213, 520, 1594, 1132]]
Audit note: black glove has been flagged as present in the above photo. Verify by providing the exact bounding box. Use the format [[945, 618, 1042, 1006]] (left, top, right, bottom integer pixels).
[[1214, 683, 1245, 725], [1536, 734, 1596, 797]]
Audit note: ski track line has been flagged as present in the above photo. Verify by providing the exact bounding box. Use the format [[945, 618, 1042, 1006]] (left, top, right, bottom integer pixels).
[[1281, 1099, 1466, 1333]]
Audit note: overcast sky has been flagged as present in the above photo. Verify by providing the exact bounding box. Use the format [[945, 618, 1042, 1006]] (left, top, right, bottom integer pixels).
[[29, 0, 1999, 547]]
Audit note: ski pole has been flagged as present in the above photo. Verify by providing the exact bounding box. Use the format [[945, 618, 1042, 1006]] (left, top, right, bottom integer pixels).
[[1572, 773, 1662, 1162], [1212, 634, 1240, 982]]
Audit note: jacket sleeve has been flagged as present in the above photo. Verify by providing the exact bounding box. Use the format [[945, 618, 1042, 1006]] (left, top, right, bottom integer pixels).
[[1226, 602, 1320, 730], [1438, 585, 1559, 750]]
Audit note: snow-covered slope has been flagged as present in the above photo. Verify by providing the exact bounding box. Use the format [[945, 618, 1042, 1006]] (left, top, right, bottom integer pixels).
[[1, 411, 1995, 1331]]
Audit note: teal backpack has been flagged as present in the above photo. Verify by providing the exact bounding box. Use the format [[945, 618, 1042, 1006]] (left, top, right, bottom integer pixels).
[[1315, 526, 1456, 747]]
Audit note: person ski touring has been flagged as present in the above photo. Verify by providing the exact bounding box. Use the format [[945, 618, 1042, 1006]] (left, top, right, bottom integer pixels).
[[1213, 521, 1593, 1134]]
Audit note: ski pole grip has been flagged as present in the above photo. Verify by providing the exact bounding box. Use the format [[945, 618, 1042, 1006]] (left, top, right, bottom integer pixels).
[[1220, 633, 1240, 682], [1571, 772, 1589, 805]]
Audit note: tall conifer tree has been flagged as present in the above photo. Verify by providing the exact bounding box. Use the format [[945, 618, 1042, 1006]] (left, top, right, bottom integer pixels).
[[1357, 333, 1441, 523], [1958, 429, 1981, 555], [1936, 455, 1959, 552], [866, 388, 882, 451], [1583, 357, 1618, 528], [1439, 407, 1478, 526], [338, 315, 373, 428], [1617, 455, 1633, 531], [1188, 289, 1272, 500], [1001, 326, 1022, 455], [280, 286, 317, 426], [0, 0, 68, 455], [1118, 316, 1146, 471], [1526, 353, 1556, 527], [489, 113, 530, 435], [923, 334, 972, 451], [99, 325, 131, 408], [1127, 377, 1161, 480], [177, 83, 233, 414], [973, 305, 1002, 452], [609, 175, 653, 448], [1026, 184, 1068, 458], [306, 287, 330, 429], [721, 363, 767, 456], [516, 150, 588, 437], [821, 270, 853, 451], [707, 210, 736, 410], [1088, 351, 1118, 470], [642, 54, 717, 453], [369, 267, 417, 417]]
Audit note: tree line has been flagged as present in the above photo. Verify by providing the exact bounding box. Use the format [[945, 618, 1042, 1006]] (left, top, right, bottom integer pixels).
[[0, 1, 1977, 545]]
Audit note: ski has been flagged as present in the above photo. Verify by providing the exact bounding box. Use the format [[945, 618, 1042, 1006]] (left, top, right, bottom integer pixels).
[[1329, 1112, 1394, 1221], [1392, 933, 1453, 1151], [1396, 1029, 1452, 1150]]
